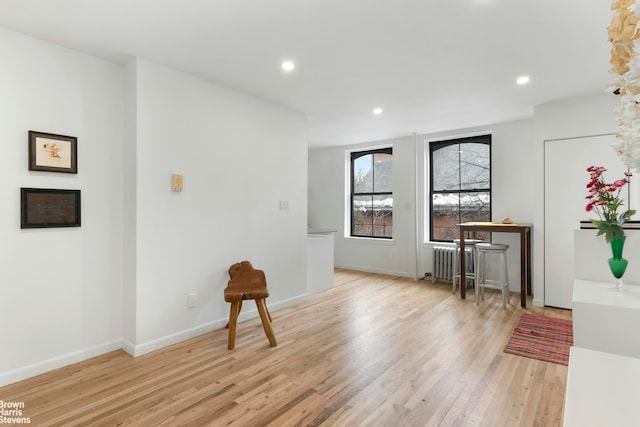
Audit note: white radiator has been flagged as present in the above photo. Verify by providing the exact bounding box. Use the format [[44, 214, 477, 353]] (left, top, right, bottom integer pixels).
[[431, 245, 475, 283]]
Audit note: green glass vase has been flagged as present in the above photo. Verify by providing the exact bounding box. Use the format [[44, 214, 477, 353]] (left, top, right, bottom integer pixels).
[[608, 236, 628, 290]]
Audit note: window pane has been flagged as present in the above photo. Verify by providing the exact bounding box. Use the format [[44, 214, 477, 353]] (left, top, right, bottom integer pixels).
[[373, 153, 393, 193], [460, 191, 490, 240], [432, 193, 459, 241], [353, 195, 372, 236], [459, 191, 490, 219], [459, 143, 490, 190], [350, 147, 393, 239], [353, 195, 393, 237], [432, 144, 460, 191], [430, 135, 491, 242], [372, 195, 393, 237], [431, 191, 491, 241], [353, 154, 372, 193], [459, 191, 491, 236]]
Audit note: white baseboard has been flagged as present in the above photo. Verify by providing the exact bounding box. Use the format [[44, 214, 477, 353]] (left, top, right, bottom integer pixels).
[[0, 339, 123, 387], [130, 321, 223, 357], [532, 297, 545, 307], [269, 294, 308, 310], [334, 263, 417, 279], [121, 338, 136, 356], [129, 294, 308, 357], [0, 293, 310, 386]]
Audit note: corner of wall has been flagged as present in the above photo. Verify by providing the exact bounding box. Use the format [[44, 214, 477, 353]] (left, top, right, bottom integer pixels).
[[0, 340, 124, 388]]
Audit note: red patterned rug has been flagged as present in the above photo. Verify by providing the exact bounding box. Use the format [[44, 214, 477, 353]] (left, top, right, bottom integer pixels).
[[503, 313, 573, 366]]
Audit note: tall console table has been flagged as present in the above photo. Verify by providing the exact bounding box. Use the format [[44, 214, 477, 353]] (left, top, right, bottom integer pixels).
[[564, 279, 640, 426], [457, 222, 532, 308]]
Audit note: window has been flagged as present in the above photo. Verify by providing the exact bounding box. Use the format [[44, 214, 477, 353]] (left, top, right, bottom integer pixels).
[[350, 147, 393, 238], [429, 135, 491, 241]]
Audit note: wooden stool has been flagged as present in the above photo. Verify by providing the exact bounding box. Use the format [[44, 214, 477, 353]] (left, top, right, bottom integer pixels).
[[224, 261, 277, 350], [475, 243, 510, 308]]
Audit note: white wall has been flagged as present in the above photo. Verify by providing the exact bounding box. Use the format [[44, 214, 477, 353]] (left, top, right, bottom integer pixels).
[[308, 121, 537, 284], [309, 95, 621, 306], [0, 29, 309, 386], [419, 120, 538, 288], [533, 92, 620, 306], [0, 24, 618, 387], [308, 136, 419, 277], [0, 27, 125, 384], [128, 58, 308, 354]]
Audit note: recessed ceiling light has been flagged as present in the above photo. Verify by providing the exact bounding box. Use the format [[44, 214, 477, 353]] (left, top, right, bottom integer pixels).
[[516, 76, 530, 85], [281, 61, 295, 72], [373, 107, 383, 115]]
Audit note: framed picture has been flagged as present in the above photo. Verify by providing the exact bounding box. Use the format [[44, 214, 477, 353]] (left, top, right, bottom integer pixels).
[[28, 131, 77, 173], [21, 188, 81, 229]]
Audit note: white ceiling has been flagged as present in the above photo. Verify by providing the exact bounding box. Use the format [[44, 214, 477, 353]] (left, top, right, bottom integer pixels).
[[0, 0, 614, 148]]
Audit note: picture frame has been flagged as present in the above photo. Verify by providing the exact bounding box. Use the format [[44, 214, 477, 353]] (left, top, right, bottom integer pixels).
[[28, 131, 77, 173], [20, 188, 81, 229]]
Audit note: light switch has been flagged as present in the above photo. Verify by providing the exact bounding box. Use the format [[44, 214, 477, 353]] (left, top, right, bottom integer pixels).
[[279, 200, 289, 210], [172, 174, 183, 192]]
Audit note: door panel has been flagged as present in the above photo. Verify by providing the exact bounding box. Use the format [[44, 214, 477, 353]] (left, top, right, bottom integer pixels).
[[544, 134, 628, 308]]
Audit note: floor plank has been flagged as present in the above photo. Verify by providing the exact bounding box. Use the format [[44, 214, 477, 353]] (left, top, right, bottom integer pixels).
[[0, 269, 571, 426]]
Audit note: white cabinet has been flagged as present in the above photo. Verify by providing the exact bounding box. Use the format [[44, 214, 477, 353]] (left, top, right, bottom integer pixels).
[[564, 224, 640, 425], [307, 232, 335, 295], [564, 347, 640, 427], [572, 278, 640, 358], [565, 279, 640, 426]]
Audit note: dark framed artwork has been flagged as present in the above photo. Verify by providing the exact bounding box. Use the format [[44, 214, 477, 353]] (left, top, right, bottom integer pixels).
[[28, 131, 77, 173], [21, 188, 81, 229]]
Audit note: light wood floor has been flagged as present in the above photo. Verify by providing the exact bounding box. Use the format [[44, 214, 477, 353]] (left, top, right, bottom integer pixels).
[[0, 269, 571, 426]]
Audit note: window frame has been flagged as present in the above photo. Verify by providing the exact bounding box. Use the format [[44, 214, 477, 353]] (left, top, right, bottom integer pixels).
[[429, 134, 491, 242], [349, 146, 393, 239]]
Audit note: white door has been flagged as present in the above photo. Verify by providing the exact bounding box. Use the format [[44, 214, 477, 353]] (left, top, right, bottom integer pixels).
[[544, 134, 629, 308]]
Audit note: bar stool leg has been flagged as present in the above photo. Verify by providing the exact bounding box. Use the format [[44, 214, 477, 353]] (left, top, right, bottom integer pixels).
[[475, 250, 483, 304], [475, 245, 509, 308], [501, 252, 509, 308], [452, 245, 460, 293]]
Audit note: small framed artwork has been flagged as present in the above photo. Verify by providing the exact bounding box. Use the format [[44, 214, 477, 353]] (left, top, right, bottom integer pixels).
[[28, 131, 77, 173], [21, 188, 81, 229]]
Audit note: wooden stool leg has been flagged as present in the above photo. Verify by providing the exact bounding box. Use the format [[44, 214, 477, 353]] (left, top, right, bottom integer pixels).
[[265, 304, 272, 323], [227, 301, 240, 350], [225, 300, 243, 329], [256, 298, 277, 347]]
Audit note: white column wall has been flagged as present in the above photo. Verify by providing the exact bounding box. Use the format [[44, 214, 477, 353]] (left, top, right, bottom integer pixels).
[[0, 28, 309, 385], [130, 59, 309, 354], [0, 27, 125, 385]]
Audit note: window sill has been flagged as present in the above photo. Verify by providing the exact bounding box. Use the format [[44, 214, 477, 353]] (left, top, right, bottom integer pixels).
[[344, 236, 394, 245]]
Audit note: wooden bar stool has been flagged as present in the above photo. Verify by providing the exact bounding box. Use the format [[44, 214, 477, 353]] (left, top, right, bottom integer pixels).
[[224, 261, 277, 350], [475, 243, 510, 308], [452, 238, 482, 294]]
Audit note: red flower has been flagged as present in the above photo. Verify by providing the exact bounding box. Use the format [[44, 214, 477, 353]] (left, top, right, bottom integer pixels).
[[585, 166, 636, 243]]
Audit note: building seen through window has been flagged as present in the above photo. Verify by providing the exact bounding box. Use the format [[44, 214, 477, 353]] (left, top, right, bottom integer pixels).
[[350, 147, 393, 238], [429, 135, 491, 241]]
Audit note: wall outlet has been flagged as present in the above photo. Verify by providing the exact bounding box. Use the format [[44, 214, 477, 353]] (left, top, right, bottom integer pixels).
[[188, 293, 197, 308]]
